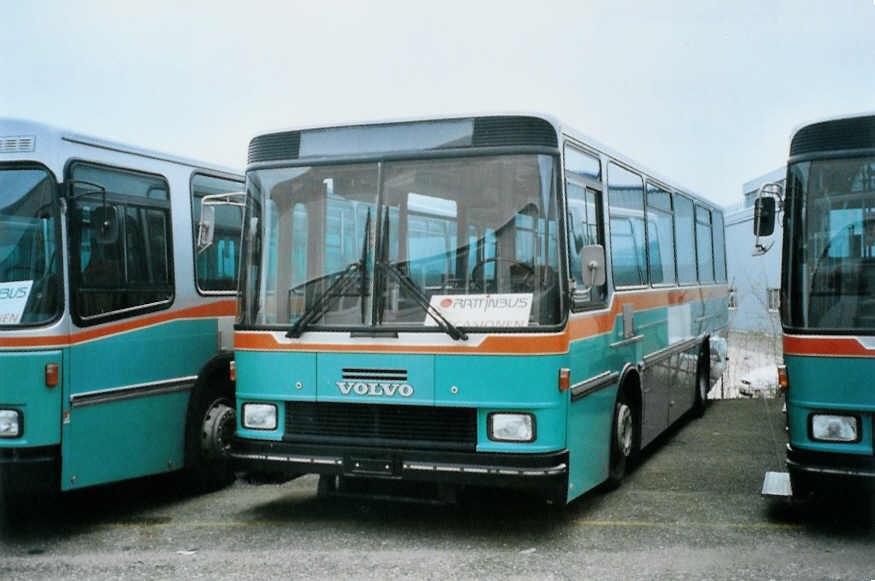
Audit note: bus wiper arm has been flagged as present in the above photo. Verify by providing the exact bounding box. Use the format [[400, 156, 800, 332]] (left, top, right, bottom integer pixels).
[[285, 261, 362, 338], [377, 260, 468, 341]]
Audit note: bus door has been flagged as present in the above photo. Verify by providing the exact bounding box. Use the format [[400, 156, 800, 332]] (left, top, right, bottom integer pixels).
[[60, 163, 200, 490]]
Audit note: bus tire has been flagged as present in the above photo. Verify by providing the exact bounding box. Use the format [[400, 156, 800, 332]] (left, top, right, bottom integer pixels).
[[605, 388, 637, 490], [693, 350, 710, 418], [182, 377, 236, 493]]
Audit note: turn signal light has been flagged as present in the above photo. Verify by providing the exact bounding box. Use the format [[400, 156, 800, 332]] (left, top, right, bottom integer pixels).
[[229, 361, 236, 382], [558, 367, 571, 392], [45, 363, 59, 388], [777, 365, 789, 389]]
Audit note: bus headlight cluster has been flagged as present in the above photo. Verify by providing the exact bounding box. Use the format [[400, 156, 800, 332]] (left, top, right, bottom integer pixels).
[[242, 403, 277, 430], [810, 414, 859, 442], [488, 413, 535, 442], [0, 410, 21, 438]]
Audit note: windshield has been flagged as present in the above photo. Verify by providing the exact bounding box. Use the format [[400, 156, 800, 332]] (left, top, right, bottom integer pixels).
[[0, 167, 61, 326], [784, 156, 875, 333], [239, 154, 562, 331]]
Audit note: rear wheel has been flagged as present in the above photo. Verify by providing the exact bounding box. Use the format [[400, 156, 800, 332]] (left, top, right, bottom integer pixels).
[[605, 389, 636, 489]]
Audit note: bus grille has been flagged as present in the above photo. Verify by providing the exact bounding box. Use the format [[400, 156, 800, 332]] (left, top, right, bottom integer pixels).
[[284, 401, 477, 451]]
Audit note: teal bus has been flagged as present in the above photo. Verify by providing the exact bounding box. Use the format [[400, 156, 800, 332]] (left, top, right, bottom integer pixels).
[[755, 112, 875, 499], [227, 114, 729, 503], [0, 119, 244, 509]]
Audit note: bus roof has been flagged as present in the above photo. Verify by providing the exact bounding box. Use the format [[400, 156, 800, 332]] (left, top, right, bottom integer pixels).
[[250, 112, 719, 212], [0, 117, 241, 177]]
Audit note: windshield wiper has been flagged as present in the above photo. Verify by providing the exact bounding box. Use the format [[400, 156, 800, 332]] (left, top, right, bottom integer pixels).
[[375, 210, 468, 341], [286, 209, 371, 338]]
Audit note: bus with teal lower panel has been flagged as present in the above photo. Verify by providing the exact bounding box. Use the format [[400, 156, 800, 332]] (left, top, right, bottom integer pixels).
[[755, 113, 875, 498], [0, 119, 243, 504], [229, 115, 728, 503]]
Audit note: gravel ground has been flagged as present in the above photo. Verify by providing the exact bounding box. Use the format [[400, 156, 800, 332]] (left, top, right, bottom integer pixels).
[[1, 399, 873, 580]]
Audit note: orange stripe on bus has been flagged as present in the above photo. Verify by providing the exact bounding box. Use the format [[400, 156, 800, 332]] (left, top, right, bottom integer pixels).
[[235, 285, 727, 355], [783, 335, 875, 358], [0, 300, 236, 349]]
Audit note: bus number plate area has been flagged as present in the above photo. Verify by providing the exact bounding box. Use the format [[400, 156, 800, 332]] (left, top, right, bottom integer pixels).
[[344, 455, 399, 477]]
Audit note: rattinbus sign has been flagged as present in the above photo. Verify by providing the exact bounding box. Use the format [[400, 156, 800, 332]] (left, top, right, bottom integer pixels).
[[0, 280, 33, 324]]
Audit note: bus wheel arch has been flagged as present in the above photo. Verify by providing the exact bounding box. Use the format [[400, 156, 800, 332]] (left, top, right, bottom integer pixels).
[[605, 364, 642, 489], [182, 353, 236, 492]]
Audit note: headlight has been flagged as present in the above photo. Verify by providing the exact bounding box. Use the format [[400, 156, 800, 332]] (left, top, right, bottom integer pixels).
[[242, 403, 277, 430], [0, 409, 21, 438], [488, 413, 535, 442], [810, 414, 859, 442]]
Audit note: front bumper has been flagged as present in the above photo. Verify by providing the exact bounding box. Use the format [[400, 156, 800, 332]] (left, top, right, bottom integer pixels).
[[786, 444, 875, 488], [0, 445, 60, 495], [231, 437, 568, 493]]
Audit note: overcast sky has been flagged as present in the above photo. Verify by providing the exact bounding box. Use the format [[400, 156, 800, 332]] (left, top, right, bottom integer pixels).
[[3, 0, 874, 206]]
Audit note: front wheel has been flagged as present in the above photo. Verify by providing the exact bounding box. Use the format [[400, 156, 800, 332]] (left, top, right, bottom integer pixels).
[[182, 383, 236, 493], [605, 390, 636, 489]]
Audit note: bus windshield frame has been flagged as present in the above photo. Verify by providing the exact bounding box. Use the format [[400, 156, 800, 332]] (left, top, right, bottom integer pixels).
[[238, 152, 566, 334], [783, 154, 875, 334], [0, 163, 62, 328]]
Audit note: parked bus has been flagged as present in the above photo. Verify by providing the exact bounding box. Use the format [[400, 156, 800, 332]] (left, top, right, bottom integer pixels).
[[226, 114, 729, 503], [755, 112, 875, 499], [0, 118, 243, 508]]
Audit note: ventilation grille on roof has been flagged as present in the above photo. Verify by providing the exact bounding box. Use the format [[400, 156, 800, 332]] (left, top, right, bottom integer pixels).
[[0, 135, 36, 153], [791, 116, 875, 157], [248, 131, 301, 164], [472, 116, 558, 148]]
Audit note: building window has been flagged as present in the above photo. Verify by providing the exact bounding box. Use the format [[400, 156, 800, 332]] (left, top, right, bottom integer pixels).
[[767, 288, 780, 312]]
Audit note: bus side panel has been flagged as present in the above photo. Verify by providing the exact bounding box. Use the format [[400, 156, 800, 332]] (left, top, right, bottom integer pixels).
[[61, 318, 218, 490], [785, 354, 874, 456], [566, 331, 620, 502], [0, 349, 63, 448]]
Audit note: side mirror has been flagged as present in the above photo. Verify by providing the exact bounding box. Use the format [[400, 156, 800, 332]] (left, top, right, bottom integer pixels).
[[197, 191, 245, 254], [753, 196, 776, 237], [197, 204, 216, 253], [93, 205, 119, 245], [579, 244, 606, 288]]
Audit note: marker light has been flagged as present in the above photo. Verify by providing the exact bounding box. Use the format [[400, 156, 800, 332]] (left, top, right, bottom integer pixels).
[[0, 410, 21, 437], [488, 413, 535, 442], [242, 403, 277, 430], [777, 365, 788, 390], [45, 363, 59, 387], [811, 414, 858, 442], [558, 367, 571, 392], [229, 360, 236, 382]]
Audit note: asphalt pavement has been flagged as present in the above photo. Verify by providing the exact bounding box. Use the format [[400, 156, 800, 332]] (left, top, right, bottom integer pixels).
[[1, 398, 873, 580]]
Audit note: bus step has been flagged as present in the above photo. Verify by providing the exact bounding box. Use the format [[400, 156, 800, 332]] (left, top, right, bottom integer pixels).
[[761, 471, 792, 497]]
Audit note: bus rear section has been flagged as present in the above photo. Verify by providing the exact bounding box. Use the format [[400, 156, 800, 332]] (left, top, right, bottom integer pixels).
[[229, 114, 728, 504]]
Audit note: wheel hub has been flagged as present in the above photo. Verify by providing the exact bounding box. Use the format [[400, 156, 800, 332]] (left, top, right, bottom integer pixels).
[[616, 403, 633, 457], [200, 400, 235, 459]]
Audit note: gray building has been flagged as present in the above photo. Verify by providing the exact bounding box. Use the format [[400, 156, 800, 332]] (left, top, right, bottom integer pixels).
[[725, 167, 785, 334]]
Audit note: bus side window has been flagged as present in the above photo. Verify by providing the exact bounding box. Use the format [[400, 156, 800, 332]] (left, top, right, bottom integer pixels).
[[566, 181, 605, 304], [696, 205, 715, 283], [646, 183, 676, 285], [674, 195, 697, 283], [70, 162, 173, 323], [608, 162, 647, 287], [191, 174, 244, 293]]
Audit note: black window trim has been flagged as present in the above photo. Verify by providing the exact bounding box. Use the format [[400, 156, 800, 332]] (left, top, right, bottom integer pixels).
[[65, 158, 175, 328], [189, 171, 245, 297], [0, 161, 65, 330]]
